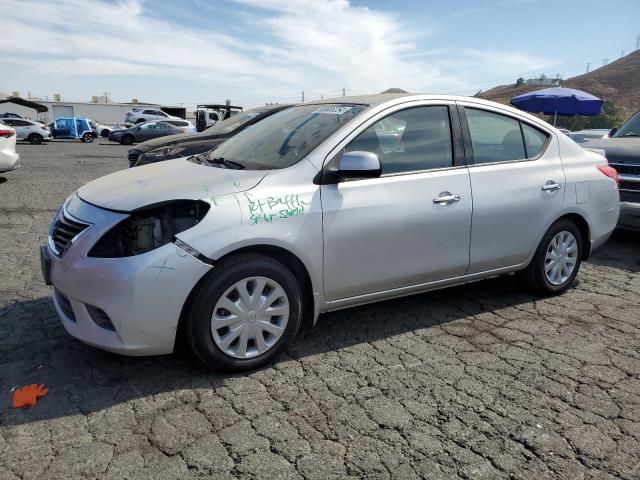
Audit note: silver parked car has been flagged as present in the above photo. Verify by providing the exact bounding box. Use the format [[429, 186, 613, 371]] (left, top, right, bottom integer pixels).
[[41, 94, 620, 371]]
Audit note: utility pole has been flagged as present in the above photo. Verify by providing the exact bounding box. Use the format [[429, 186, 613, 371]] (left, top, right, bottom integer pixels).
[[586, 62, 590, 73], [342, 87, 345, 97], [102, 92, 110, 103], [301, 90, 305, 103]]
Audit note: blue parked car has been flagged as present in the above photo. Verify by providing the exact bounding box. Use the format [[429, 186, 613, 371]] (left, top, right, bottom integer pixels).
[[49, 117, 94, 143]]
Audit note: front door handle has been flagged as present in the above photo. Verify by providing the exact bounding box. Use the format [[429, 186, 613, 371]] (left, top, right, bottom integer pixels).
[[542, 181, 561, 192], [433, 193, 461, 204]]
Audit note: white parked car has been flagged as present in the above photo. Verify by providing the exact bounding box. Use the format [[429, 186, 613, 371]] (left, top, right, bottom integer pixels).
[[0, 118, 52, 144], [87, 119, 112, 138], [162, 119, 196, 133], [42, 94, 620, 372], [0, 124, 20, 173], [124, 108, 181, 124], [567, 129, 611, 144]]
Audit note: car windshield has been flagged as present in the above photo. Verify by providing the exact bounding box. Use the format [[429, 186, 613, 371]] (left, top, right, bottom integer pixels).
[[203, 108, 271, 135], [614, 111, 640, 137], [199, 103, 367, 169]]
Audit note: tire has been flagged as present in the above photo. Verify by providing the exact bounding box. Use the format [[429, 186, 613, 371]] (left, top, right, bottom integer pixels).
[[135, 118, 146, 124], [184, 254, 303, 372], [81, 133, 94, 143], [101, 129, 110, 137], [120, 134, 134, 145], [28, 133, 43, 145], [520, 219, 583, 295]]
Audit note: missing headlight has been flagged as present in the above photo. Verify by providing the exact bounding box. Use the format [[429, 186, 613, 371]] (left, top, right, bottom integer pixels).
[[88, 200, 209, 258]]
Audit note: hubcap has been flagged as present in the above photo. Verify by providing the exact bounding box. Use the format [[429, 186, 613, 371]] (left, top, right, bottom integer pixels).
[[211, 276, 289, 359], [544, 231, 578, 286]]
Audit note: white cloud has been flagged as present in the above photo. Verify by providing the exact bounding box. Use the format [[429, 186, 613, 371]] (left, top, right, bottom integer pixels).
[[0, 0, 556, 104]]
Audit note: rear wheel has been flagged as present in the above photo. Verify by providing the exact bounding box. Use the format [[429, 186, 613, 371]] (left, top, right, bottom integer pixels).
[[184, 254, 302, 372], [81, 133, 94, 143], [521, 219, 583, 295], [28, 133, 43, 145], [120, 134, 134, 145]]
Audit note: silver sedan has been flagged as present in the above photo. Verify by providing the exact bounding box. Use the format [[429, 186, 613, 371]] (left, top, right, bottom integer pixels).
[[43, 94, 620, 371]]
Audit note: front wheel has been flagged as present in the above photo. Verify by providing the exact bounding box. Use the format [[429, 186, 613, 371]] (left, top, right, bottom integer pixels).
[[120, 134, 134, 145], [101, 129, 110, 137], [184, 254, 303, 372], [520, 219, 583, 295]]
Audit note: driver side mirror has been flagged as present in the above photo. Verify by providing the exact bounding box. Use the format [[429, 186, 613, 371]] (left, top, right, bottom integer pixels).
[[608, 126, 618, 137], [315, 150, 382, 185], [337, 151, 381, 181]]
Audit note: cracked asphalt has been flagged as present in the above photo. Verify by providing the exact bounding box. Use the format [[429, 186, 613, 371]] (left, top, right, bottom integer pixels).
[[1, 140, 640, 479]]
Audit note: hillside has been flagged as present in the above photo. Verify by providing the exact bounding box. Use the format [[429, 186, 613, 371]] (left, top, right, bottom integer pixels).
[[478, 50, 640, 120]]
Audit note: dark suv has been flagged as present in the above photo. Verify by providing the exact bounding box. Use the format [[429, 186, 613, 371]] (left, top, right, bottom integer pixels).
[[585, 111, 640, 230]]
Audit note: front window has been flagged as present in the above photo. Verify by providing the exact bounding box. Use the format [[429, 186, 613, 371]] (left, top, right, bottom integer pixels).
[[345, 106, 453, 174], [199, 103, 367, 169], [614, 111, 640, 137]]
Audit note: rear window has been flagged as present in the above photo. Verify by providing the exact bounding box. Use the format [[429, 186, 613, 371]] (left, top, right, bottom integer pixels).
[[465, 108, 549, 164]]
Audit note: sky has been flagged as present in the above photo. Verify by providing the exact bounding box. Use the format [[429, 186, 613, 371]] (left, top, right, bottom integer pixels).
[[1, 0, 638, 108]]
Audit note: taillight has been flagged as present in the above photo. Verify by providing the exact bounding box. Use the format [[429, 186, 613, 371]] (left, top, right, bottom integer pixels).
[[0, 129, 15, 138], [597, 165, 619, 187]]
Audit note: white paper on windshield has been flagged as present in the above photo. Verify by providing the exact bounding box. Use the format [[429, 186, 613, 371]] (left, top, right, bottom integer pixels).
[[312, 106, 353, 115]]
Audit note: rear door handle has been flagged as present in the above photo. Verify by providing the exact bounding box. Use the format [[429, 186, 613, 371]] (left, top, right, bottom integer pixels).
[[542, 181, 561, 192], [433, 193, 461, 204]]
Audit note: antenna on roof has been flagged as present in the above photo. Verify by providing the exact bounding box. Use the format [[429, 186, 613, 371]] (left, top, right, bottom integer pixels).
[[636, 34, 640, 50], [586, 62, 590, 73], [602, 58, 608, 66]]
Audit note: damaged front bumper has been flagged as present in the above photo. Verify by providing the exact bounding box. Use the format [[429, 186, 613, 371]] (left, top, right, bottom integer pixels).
[[43, 195, 212, 355]]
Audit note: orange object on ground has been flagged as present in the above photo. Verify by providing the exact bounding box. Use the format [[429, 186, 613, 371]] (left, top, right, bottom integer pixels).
[[12, 384, 48, 408]]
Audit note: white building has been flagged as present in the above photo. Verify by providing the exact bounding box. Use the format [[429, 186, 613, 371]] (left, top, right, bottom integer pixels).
[[0, 97, 162, 125]]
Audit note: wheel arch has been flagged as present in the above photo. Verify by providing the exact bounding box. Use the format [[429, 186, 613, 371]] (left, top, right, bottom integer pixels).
[[176, 243, 317, 351], [554, 212, 591, 260]]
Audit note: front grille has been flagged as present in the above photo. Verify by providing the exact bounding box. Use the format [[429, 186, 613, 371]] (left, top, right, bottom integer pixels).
[[54, 289, 76, 322], [620, 190, 640, 203], [611, 163, 640, 176], [51, 210, 89, 256], [620, 180, 640, 192]]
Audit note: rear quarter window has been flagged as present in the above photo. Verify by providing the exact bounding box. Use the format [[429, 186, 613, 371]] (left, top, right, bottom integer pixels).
[[522, 123, 549, 158]]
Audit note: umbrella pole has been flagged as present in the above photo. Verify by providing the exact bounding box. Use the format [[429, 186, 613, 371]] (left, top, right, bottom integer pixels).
[[553, 110, 557, 126]]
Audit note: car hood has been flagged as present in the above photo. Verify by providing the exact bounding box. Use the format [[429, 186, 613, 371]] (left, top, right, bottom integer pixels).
[[78, 158, 268, 212], [583, 137, 640, 164], [132, 131, 225, 153]]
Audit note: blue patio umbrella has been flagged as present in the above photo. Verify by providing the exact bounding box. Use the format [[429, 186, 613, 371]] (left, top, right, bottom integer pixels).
[[510, 87, 603, 126]]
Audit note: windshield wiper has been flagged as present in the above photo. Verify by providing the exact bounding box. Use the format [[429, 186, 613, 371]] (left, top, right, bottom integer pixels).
[[192, 154, 245, 169], [208, 157, 245, 169]]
